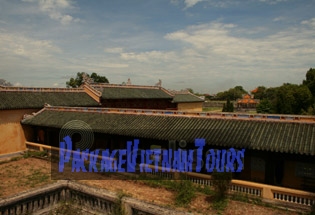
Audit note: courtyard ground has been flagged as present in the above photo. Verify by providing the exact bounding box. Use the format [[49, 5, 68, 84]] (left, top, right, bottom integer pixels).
[[0, 155, 305, 215]]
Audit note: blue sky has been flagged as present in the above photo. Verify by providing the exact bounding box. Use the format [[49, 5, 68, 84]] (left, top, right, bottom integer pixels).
[[0, 0, 315, 93]]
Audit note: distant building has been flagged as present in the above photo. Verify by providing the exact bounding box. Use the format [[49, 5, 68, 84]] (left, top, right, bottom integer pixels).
[[237, 94, 260, 110], [0, 85, 100, 155], [87, 83, 204, 111], [171, 91, 204, 112]]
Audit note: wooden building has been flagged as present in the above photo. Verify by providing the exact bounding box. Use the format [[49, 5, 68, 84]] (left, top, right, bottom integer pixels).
[[21, 106, 315, 192], [172, 93, 204, 112], [237, 94, 259, 110], [0, 85, 100, 155], [87, 83, 204, 111]]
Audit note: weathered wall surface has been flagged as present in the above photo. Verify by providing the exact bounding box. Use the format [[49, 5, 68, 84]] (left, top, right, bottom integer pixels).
[[177, 102, 203, 112], [0, 109, 37, 155]]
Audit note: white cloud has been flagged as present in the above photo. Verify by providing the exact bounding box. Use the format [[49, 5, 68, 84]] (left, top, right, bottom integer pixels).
[[170, 0, 180, 5], [301, 18, 315, 28], [273, 16, 285, 22], [184, 0, 203, 8], [104, 47, 124, 54], [0, 32, 62, 60], [258, 0, 288, 4], [117, 20, 315, 92], [23, 0, 80, 25], [120, 51, 176, 62], [164, 21, 315, 66]]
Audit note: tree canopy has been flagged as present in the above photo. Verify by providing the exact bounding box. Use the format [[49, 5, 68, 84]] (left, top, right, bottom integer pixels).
[[303, 68, 315, 98], [254, 68, 315, 115], [0, 79, 13, 86], [222, 98, 234, 112], [252, 86, 267, 100], [66, 72, 109, 88], [216, 86, 247, 100]]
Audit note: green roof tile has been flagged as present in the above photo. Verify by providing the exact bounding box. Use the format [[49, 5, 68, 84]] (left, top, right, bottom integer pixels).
[[101, 87, 173, 99], [21, 109, 315, 156], [0, 92, 99, 110], [172, 94, 204, 103]]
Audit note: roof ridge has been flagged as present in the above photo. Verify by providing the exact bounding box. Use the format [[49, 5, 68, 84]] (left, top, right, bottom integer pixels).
[[0, 85, 85, 92], [41, 106, 315, 124], [90, 83, 166, 90]]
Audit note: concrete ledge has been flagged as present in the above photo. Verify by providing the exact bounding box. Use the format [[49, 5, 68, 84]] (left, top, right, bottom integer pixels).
[[0, 180, 193, 215]]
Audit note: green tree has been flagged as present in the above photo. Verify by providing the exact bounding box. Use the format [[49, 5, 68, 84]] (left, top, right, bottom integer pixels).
[[293, 85, 313, 114], [212, 170, 232, 200], [216, 86, 247, 101], [66, 72, 109, 88], [222, 98, 234, 112], [0, 79, 13, 86], [186, 88, 194, 94], [256, 99, 273, 113], [274, 84, 312, 114], [90, 72, 109, 83], [252, 86, 267, 100], [303, 68, 315, 98]]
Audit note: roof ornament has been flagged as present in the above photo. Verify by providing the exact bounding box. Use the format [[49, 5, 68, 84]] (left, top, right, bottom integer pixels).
[[155, 79, 162, 87], [22, 112, 37, 120], [82, 73, 94, 84], [126, 78, 131, 85]]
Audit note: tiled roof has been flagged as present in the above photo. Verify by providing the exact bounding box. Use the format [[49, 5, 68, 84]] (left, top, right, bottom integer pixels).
[[21, 107, 315, 156], [172, 94, 204, 103], [0, 87, 100, 109], [89, 84, 174, 99]]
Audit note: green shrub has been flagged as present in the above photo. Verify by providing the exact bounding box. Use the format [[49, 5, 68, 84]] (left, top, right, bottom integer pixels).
[[211, 171, 232, 200], [174, 179, 196, 206]]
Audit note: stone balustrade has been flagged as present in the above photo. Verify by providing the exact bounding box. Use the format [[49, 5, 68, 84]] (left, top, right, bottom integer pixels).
[[0, 181, 192, 215], [25, 142, 315, 212]]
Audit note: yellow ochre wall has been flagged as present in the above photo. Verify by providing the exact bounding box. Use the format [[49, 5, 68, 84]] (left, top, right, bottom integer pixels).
[[177, 102, 203, 112], [0, 109, 37, 155]]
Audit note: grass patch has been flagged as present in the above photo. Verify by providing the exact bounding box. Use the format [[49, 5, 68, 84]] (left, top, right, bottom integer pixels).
[[231, 192, 250, 203], [136, 174, 197, 207], [18, 169, 50, 188], [212, 198, 229, 214], [9, 156, 23, 162], [174, 180, 196, 207], [202, 107, 222, 112], [23, 150, 48, 158], [196, 184, 214, 196]]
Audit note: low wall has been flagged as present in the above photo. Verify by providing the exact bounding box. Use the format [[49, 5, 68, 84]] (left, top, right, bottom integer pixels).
[[0, 180, 192, 215], [25, 142, 315, 213], [0, 109, 37, 155]]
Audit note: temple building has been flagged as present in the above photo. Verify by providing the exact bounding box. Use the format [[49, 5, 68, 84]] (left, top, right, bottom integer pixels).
[[237, 94, 259, 110], [2, 82, 315, 193], [0, 83, 204, 155]]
